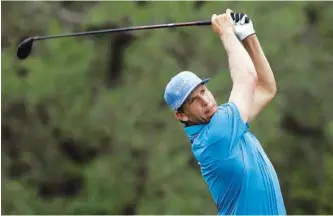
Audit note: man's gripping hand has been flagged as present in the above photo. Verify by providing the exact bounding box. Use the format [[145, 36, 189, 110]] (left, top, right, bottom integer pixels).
[[211, 9, 235, 37], [231, 12, 256, 41]]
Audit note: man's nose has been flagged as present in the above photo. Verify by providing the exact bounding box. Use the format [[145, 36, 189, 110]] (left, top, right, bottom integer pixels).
[[200, 95, 209, 106]]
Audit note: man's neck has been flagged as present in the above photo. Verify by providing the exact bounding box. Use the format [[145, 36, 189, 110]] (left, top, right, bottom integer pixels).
[[184, 121, 198, 127]]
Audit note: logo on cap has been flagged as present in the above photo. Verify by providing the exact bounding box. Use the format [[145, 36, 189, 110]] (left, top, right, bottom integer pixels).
[[174, 77, 188, 96]]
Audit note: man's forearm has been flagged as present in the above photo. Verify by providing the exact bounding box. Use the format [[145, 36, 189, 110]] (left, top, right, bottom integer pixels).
[[243, 35, 276, 94], [221, 32, 257, 83]]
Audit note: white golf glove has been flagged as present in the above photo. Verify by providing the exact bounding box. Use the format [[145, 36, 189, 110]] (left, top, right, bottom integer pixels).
[[231, 12, 256, 41]]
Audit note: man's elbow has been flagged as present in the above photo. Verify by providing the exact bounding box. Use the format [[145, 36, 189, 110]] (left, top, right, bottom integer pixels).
[[266, 84, 277, 103], [269, 79, 277, 99], [271, 84, 277, 98]]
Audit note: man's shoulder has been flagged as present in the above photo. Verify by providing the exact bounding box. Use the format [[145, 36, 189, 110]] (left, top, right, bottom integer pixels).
[[210, 102, 249, 128], [210, 102, 238, 121], [190, 102, 245, 143], [192, 124, 226, 150]]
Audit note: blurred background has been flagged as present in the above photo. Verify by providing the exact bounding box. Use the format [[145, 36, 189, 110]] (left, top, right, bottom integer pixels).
[[2, 1, 333, 215]]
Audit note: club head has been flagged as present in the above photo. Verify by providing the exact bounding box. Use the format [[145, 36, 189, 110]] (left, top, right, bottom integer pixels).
[[17, 37, 34, 60]]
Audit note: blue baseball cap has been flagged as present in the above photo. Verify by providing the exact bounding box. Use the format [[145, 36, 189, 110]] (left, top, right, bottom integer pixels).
[[164, 71, 210, 111]]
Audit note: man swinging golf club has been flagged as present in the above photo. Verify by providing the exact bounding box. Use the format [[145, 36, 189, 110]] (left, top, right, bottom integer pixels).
[[164, 9, 286, 215]]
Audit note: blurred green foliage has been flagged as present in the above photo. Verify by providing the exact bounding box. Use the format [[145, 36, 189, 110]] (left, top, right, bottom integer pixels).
[[2, 1, 333, 215]]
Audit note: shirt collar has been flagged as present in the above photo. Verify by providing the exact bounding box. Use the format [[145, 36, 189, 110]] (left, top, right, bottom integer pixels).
[[184, 124, 206, 137]]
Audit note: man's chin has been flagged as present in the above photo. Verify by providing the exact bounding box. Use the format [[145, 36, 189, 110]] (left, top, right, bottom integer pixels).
[[204, 113, 215, 123], [206, 115, 214, 123], [206, 106, 217, 119]]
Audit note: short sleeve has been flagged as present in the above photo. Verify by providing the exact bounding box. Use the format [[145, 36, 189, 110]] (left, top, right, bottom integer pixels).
[[203, 102, 248, 153]]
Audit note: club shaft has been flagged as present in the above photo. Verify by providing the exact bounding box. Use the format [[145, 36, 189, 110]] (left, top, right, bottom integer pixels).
[[33, 20, 211, 41]]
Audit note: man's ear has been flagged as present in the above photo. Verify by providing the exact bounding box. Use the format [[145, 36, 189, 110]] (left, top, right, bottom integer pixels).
[[174, 111, 188, 122]]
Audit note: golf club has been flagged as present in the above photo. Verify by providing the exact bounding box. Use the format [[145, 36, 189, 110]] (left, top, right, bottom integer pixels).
[[17, 13, 247, 60]]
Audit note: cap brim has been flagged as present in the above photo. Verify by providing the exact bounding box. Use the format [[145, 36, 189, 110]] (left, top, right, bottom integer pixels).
[[175, 78, 210, 111], [201, 78, 210, 84]]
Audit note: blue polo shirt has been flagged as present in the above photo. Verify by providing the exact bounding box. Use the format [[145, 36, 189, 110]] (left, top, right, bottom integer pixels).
[[184, 102, 286, 215]]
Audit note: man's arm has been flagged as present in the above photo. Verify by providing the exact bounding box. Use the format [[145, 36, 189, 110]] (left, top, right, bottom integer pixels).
[[211, 10, 258, 123], [242, 34, 277, 122]]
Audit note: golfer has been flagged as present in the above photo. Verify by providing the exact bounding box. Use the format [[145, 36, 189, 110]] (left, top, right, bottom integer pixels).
[[164, 9, 286, 215]]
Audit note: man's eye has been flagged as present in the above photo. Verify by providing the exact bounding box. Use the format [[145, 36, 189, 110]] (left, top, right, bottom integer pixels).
[[201, 89, 205, 94], [189, 98, 195, 104]]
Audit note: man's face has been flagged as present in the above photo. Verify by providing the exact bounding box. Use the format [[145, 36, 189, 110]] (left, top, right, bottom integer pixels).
[[175, 84, 218, 125]]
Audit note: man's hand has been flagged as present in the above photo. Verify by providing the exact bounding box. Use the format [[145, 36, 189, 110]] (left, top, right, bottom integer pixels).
[[232, 12, 256, 41], [211, 9, 235, 36]]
